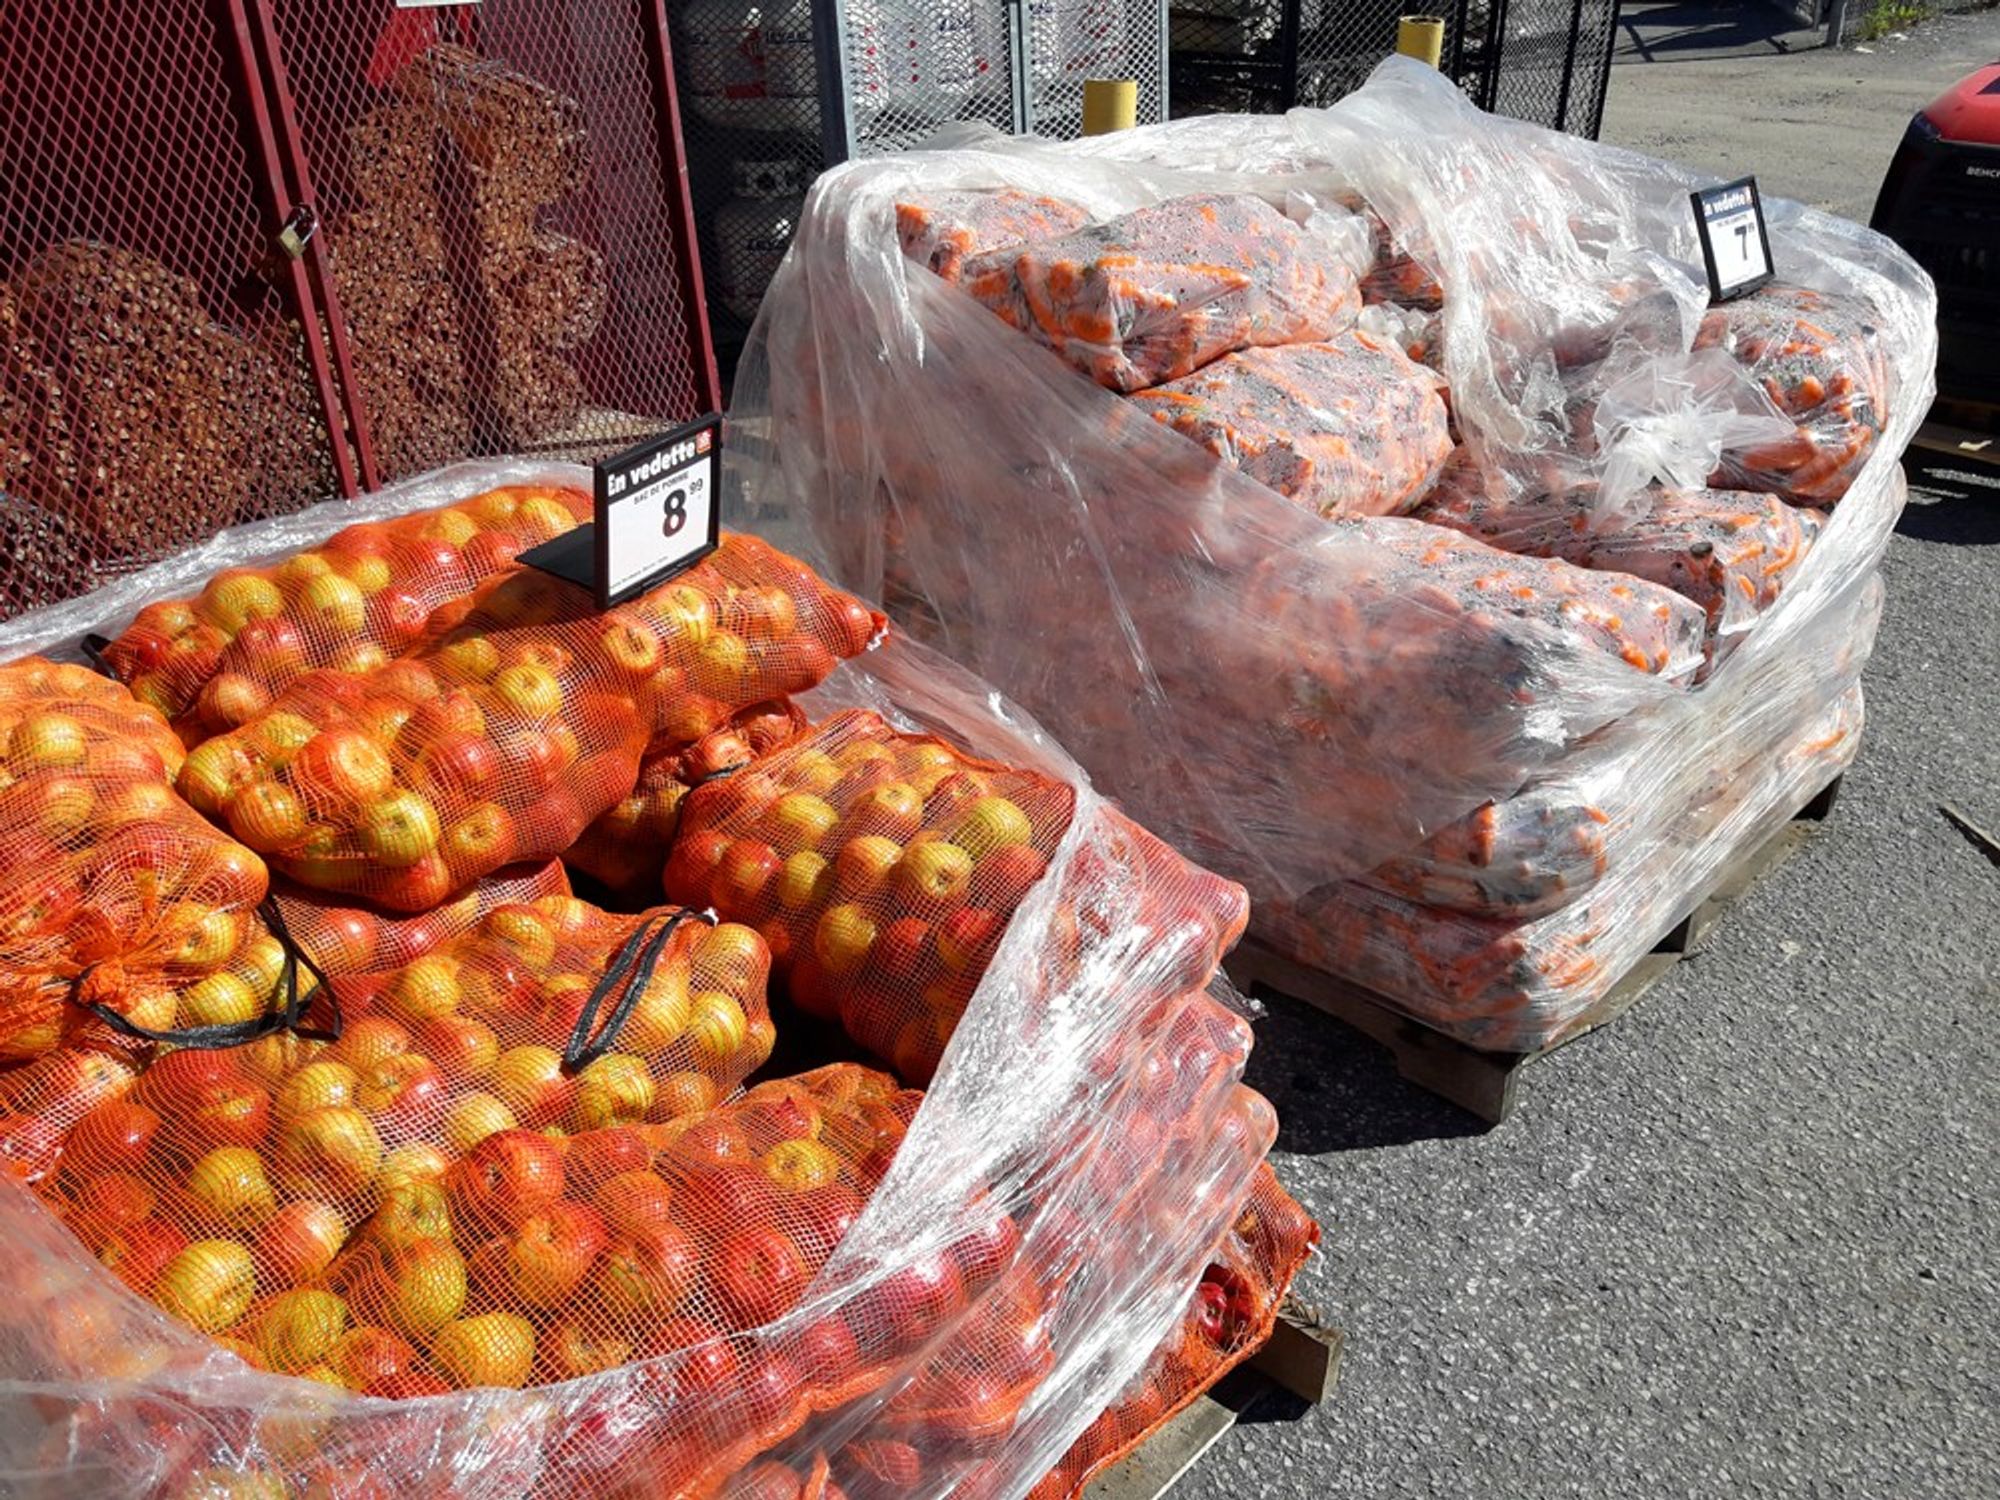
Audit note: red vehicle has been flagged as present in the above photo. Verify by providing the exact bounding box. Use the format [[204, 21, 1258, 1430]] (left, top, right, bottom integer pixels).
[[1872, 62, 2000, 409]]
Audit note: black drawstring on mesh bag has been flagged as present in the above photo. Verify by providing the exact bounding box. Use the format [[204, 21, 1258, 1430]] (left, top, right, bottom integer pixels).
[[562, 907, 714, 1075], [65, 895, 344, 1049]]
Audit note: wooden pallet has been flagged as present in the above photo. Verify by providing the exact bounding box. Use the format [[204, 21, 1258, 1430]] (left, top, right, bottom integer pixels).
[[1086, 1300, 1343, 1500], [1226, 775, 1844, 1125]]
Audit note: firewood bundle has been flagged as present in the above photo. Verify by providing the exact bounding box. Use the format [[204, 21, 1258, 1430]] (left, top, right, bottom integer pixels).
[[333, 102, 476, 480], [334, 44, 607, 472], [0, 244, 332, 612]]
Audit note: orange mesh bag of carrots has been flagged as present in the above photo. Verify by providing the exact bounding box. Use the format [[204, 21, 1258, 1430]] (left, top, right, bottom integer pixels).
[[99, 481, 593, 740], [178, 535, 882, 910], [568, 701, 808, 902], [896, 188, 1089, 284], [1693, 282, 1894, 506], [0, 659, 274, 1064], [1129, 330, 1452, 518], [1413, 454, 1827, 666], [960, 192, 1363, 392]]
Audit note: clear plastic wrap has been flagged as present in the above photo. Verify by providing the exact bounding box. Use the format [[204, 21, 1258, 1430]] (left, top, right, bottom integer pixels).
[[731, 58, 1932, 1055], [895, 189, 1090, 284], [0, 600, 1307, 1498], [1693, 282, 1895, 505], [1129, 331, 1452, 519], [1413, 453, 1827, 666], [1272, 575, 1880, 1049]]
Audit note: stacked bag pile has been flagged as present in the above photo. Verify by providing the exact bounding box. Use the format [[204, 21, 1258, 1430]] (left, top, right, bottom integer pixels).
[[734, 58, 1933, 1055], [0, 464, 1317, 1497]]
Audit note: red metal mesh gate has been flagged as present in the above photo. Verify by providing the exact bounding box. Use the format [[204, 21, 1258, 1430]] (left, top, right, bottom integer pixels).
[[0, 0, 348, 618], [0, 0, 717, 619]]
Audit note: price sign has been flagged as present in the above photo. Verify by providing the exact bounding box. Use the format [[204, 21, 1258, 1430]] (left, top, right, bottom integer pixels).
[[1691, 176, 1774, 301], [518, 414, 723, 608]]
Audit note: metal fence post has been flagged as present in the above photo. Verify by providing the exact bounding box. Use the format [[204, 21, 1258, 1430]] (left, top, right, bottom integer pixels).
[[814, 0, 858, 164]]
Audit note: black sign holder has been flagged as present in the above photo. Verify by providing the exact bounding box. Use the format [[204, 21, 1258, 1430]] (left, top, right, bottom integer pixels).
[[1691, 176, 1775, 303], [520, 412, 723, 609]]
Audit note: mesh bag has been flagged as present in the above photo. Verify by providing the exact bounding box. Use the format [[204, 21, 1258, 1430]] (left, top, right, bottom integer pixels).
[[178, 533, 883, 910], [1693, 282, 1894, 507], [1128, 331, 1452, 519], [895, 189, 1091, 285], [0, 659, 272, 1063], [20, 891, 779, 1387], [567, 701, 809, 903], [1023, 1163, 1317, 1500], [100, 480, 593, 740], [959, 192, 1364, 392], [665, 705, 1245, 1084], [1413, 454, 1827, 667], [273, 859, 574, 982]]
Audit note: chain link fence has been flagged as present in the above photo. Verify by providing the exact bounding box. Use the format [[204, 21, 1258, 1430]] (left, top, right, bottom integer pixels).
[[667, 0, 1170, 385], [1171, 1, 1619, 137]]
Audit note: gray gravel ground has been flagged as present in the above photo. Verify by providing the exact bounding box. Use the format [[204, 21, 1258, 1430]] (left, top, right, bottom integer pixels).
[[1178, 13, 2000, 1498]]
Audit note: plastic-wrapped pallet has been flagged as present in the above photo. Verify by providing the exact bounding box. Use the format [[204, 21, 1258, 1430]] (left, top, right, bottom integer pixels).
[[1288, 566, 1882, 1049], [730, 59, 1933, 1050], [0, 478, 1312, 1497]]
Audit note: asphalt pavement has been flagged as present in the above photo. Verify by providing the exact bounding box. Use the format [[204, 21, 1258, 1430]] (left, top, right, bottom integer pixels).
[[1178, 11, 2000, 1498]]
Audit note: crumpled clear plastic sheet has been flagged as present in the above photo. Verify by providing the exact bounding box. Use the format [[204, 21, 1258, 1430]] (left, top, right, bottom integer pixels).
[[731, 57, 1931, 1052], [1269, 576, 1879, 1051], [0, 588, 1307, 1498], [1129, 331, 1452, 518]]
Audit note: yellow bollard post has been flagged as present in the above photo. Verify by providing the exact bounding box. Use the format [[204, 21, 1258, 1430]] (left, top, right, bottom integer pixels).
[[1395, 15, 1446, 67], [1081, 78, 1138, 136]]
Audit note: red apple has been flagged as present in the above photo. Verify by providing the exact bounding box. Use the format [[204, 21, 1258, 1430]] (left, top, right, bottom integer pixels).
[[356, 1052, 447, 1132], [259, 1200, 348, 1284], [415, 733, 500, 800], [446, 1129, 565, 1231], [64, 1100, 160, 1176], [593, 1170, 676, 1237], [414, 1016, 499, 1081], [327, 1325, 422, 1395], [99, 1219, 188, 1295], [936, 907, 1001, 974], [505, 1200, 607, 1308], [293, 730, 395, 807], [711, 1227, 810, 1325], [594, 1222, 701, 1320], [566, 1127, 652, 1193]]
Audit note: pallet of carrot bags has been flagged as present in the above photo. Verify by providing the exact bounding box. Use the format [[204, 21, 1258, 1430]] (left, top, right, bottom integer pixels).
[[729, 58, 1936, 1122], [0, 461, 1325, 1498]]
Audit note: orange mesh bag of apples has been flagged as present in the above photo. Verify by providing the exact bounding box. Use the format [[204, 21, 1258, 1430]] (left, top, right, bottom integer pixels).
[[17, 891, 785, 1378], [1025, 1163, 1317, 1498], [180, 535, 883, 911], [0, 640, 1295, 1500], [567, 701, 809, 903], [99, 481, 594, 742], [663, 708, 1085, 1082], [0, 659, 277, 1066], [273, 859, 576, 982]]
